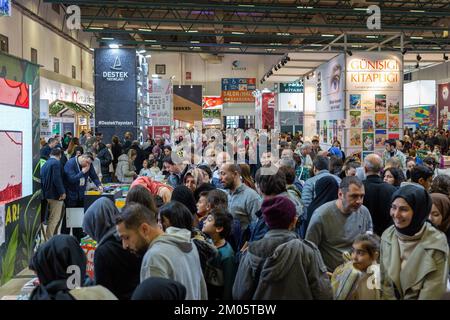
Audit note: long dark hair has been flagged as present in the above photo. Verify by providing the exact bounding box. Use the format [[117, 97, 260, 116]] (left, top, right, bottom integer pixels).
[[159, 201, 193, 231]]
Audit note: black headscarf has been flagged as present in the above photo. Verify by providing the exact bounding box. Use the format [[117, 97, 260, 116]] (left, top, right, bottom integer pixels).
[[29, 235, 87, 300], [171, 185, 197, 215], [306, 176, 339, 228], [391, 185, 432, 236], [131, 277, 187, 300], [82, 197, 119, 243]]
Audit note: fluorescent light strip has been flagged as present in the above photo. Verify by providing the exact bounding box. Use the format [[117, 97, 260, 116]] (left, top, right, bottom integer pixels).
[[186, 30, 198, 33], [138, 28, 152, 32], [353, 8, 366, 11], [229, 47, 240, 50], [309, 44, 323, 47], [230, 42, 242, 44], [410, 10, 426, 13], [277, 33, 290, 36], [145, 40, 157, 42], [232, 32, 245, 35], [322, 34, 335, 37], [270, 43, 283, 46], [410, 36, 424, 39], [238, 4, 255, 7], [89, 27, 104, 30], [102, 37, 114, 40], [297, 6, 314, 9], [190, 41, 200, 44]]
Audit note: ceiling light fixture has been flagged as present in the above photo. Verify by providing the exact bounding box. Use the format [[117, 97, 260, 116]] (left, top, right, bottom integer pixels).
[[417, 54, 422, 61], [443, 53, 449, 61], [401, 48, 408, 55], [415, 62, 420, 69], [109, 43, 120, 49], [346, 50, 353, 56]]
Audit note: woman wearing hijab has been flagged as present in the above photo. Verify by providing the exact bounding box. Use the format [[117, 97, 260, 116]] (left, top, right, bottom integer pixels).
[[429, 193, 450, 246], [82, 197, 142, 300], [301, 175, 339, 238], [29, 234, 116, 300], [380, 185, 449, 300], [131, 277, 187, 300]]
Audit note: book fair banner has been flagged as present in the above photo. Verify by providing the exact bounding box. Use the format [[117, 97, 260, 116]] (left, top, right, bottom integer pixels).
[[221, 78, 256, 103], [94, 48, 137, 142], [173, 85, 203, 123]]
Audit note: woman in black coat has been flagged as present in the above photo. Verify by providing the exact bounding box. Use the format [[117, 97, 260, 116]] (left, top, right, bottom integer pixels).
[[82, 197, 142, 300]]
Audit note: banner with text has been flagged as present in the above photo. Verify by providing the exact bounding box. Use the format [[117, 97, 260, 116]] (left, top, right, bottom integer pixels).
[[221, 78, 256, 103], [173, 85, 202, 123], [94, 48, 137, 142], [438, 83, 450, 130]]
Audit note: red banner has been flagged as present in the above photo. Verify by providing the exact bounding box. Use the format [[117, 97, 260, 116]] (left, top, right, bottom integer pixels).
[[0, 77, 29, 109], [262, 92, 275, 130], [148, 126, 171, 140]]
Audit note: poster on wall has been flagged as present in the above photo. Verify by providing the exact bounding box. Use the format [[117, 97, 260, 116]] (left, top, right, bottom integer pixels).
[[0, 78, 30, 109], [387, 95, 400, 114], [349, 111, 361, 127], [375, 130, 387, 148], [362, 116, 374, 132], [0, 131, 22, 204], [403, 105, 437, 129], [173, 85, 203, 123], [346, 52, 402, 155], [362, 133, 374, 151], [221, 78, 256, 103], [349, 129, 361, 147], [388, 115, 400, 130], [349, 94, 361, 110], [438, 83, 450, 130], [316, 54, 345, 114], [375, 94, 387, 113], [148, 79, 172, 127], [375, 114, 387, 129]]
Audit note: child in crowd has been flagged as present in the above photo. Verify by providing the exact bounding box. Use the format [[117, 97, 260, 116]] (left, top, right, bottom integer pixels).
[[139, 159, 152, 177], [331, 233, 381, 300], [196, 191, 210, 230], [149, 159, 162, 177], [202, 208, 237, 300]]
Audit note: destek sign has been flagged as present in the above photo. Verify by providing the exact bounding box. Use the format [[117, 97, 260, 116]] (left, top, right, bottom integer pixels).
[[102, 56, 129, 81]]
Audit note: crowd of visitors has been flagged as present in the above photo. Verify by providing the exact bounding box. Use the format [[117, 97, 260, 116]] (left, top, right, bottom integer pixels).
[[34, 128, 450, 300]]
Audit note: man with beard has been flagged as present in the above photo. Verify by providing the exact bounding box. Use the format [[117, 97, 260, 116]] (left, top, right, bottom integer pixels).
[[220, 164, 262, 235], [116, 202, 208, 300], [306, 176, 373, 272]]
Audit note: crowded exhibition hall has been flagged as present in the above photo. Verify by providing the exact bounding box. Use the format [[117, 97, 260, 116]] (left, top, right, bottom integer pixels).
[[0, 0, 450, 310]]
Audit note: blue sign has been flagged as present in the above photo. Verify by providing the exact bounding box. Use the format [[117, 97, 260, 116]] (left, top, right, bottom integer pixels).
[[221, 78, 256, 91]]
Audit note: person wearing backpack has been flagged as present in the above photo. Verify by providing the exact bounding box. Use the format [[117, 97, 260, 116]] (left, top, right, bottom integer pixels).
[[232, 196, 333, 300]]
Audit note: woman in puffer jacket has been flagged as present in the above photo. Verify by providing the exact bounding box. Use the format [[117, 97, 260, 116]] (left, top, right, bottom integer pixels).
[[116, 149, 137, 183]]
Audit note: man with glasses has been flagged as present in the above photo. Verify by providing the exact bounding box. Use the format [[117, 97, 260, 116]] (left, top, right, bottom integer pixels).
[[306, 176, 373, 272]]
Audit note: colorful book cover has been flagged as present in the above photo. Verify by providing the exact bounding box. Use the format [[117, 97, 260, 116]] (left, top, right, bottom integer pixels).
[[350, 94, 361, 110], [349, 128, 362, 147], [375, 130, 387, 148], [375, 114, 387, 129], [362, 116, 374, 132], [375, 94, 387, 113], [388, 115, 399, 130], [349, 111, 361, 127], [362, 133, 374, 151]]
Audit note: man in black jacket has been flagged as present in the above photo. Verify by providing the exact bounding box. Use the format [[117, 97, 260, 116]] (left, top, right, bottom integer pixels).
[[362, 154, 397, 236]]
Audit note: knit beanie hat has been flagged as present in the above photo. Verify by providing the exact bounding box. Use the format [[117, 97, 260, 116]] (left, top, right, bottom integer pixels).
[[262, 196, 296, 230]]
